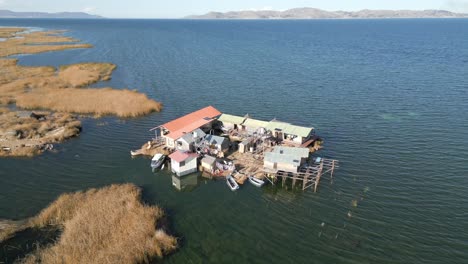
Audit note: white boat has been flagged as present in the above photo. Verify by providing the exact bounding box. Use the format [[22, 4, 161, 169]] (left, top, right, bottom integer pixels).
[[226, 174, 239, 191], [248, 176, 265, 187], [151, 153, 166, 169]]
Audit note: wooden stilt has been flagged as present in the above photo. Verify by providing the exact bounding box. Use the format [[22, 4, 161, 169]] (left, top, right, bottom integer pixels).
[[314, 162, 323, 193]]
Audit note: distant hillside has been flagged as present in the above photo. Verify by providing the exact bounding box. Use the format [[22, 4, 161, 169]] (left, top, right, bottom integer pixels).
[[0, 10, 103, 19], [186, 8, 468, 19]]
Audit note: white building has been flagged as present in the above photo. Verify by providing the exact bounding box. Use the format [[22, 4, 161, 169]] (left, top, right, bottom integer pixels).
[[169, 151, 199, 177], [264, 146, 310, 173]]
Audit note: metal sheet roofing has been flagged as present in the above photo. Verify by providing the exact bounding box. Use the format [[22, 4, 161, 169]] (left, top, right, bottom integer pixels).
[[160, 106, 221, 133], [201, 155, 216, 165], [272, 146, 310, 158], [264, 152, 302, 167], [205, 135, 227, 145], [166, 118, 213, 140], [218, 114, 246, 125], [169, 151, 198, 163], [266, 121, 313, 138], [243, 118, 269, 128], [177, 128, 206, 144]]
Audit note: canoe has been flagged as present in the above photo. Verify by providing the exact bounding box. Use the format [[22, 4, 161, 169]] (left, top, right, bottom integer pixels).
[[151, 153, 166, 169], [226, 174, 239, 191], [248, 176, 265, 187]]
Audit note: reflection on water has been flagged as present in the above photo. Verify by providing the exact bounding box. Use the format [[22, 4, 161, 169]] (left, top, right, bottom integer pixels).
[[171, 173, 200, 191]]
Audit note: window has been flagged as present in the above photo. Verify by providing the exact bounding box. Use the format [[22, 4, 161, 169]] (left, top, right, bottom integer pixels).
[[180, 161, 185, 167]]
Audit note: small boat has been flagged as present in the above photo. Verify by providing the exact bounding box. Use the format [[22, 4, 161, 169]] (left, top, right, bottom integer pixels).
[[226, 174, 239, 191], [161, 164, 165, 170], [151, 153, 166, 169], [248, 176, 265, 187]]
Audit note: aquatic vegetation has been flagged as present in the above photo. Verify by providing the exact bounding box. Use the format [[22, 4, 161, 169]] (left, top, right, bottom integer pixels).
[[0, 27, 162, 157], [1, 184, 177, 263], [0, 29, 92, 57], [16, 88, 162, 118], [0, 27, 24, 38]]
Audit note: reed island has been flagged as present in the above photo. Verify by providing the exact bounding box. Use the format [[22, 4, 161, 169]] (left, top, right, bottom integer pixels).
[[0, 184, 177, 263], [0, 27, 162, 157]]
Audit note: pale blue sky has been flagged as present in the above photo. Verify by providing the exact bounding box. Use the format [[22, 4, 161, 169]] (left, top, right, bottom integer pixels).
[[1, 0, 467, 18]]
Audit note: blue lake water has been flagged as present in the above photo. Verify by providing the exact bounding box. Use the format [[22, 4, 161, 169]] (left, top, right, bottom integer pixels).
[[0, 19, 467, 263]]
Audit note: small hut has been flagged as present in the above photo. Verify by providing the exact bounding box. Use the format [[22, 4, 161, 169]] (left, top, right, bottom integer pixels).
[[201, 155, 216, 173], [169, 151, 199, 177], [238, 138, 254, 153]]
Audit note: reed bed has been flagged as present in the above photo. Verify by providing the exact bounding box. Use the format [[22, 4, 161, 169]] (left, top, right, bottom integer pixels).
[[0, 27, 25, 38], [0, 29, 92, 57], [15, 88, 162, 118], [0, 184, 177, 263], [0, 28, 162, 157]]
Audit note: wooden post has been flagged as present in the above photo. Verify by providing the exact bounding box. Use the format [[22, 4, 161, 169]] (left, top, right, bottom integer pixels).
[[330, 160, 336, 183], [314, 162, 324, 193], [303, 173, 309, 191]]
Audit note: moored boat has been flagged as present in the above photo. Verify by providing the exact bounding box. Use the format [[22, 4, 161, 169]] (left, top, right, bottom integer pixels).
[[151, 153, 166, 169], [248, 176, 265, 187], [226, 174, 239, 191]]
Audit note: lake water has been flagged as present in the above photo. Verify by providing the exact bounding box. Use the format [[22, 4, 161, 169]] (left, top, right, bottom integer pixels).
[[0, 19, 467, 263]]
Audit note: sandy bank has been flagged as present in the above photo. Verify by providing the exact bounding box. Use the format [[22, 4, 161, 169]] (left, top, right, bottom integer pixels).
[[0, 108, 81, 157]]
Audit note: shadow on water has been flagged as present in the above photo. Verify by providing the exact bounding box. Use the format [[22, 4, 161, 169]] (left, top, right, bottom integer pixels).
[[0, 227, 60, 264]]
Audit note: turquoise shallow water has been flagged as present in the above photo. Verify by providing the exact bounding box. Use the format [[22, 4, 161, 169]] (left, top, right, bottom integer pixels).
[[0, 19, 467, 263]]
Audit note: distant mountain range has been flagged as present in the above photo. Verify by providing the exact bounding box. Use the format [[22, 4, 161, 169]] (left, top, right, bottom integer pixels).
[[186, 8, 468, 19], [0, 10, 103, 19]]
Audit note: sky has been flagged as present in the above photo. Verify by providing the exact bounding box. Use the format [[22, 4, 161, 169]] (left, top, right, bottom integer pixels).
[[1, 0, 468, 18]]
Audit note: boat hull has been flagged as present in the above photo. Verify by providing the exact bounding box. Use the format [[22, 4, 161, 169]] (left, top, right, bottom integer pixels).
[[226, 175, 239, 191], [248, 176, 265, 187]]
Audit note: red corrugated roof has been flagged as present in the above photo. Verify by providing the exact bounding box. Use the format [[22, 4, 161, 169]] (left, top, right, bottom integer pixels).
[[169, 151, 198, 163], [162, 106, 221, 132], [166, 118, 213, 140]]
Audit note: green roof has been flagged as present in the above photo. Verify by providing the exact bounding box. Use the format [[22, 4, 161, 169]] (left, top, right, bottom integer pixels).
[[243, 118, 269, 128], [218, 114, 246, 125], [266, 121, 313, 138]]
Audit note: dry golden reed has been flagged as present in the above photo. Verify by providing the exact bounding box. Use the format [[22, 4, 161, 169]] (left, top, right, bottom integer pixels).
[[0, 184, 177, 264], [16, 88, 162, 118]]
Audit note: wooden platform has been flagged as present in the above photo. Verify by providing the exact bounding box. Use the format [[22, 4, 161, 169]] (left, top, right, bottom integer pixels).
[[263, 158, 339, 192]]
